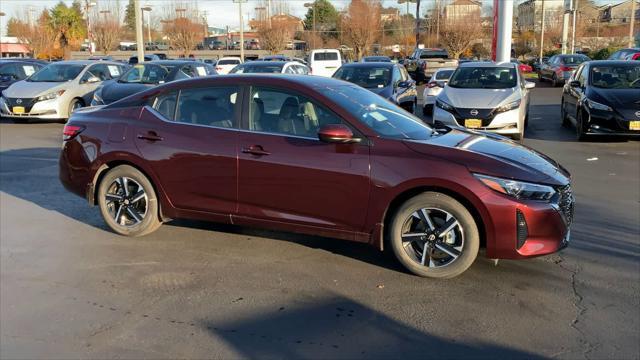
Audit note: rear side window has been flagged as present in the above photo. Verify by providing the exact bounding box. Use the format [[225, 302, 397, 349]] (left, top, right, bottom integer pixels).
[[175, 87, 239, 128], [314, 52, 339, 61], [152, 91, 178, 120], [434, 69, 454, 80]]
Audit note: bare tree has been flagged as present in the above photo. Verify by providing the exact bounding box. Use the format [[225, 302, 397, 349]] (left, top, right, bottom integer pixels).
[[439, 15, 482, 59], [10, 9, 57, 59], [93, 17, 121, 54], [254, 10, 299, 54], [161, 1, 205, 57], [340, 0, 381, 60]]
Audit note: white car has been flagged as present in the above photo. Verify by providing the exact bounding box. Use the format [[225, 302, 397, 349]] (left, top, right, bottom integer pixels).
[[214, 57, 242, 75], [422, 67, 456, 116], [309, 49, 342, 77], [433, 62, 535, 141], [0, 60, 128, 121], [229, 61, 310, 75]]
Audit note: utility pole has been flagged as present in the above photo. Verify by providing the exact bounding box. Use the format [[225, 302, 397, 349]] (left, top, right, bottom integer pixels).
[[135, 0, 145, 63], [0, 12, 5, 58], [415, 0, 421, 48], [495, 0, 514, 63], [571, 0, 579, 53], [436, 0, 440, 44], [539, 0, 545, 62], [561, 6, 570, 54], [629, 0, 636, 48], [233, 0, 247, 61]]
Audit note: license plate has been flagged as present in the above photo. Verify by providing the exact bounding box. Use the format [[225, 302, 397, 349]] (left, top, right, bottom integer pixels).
[[12, 106, 25, 114], [630, 121, 640, 131], [464, 119, 482, 128]]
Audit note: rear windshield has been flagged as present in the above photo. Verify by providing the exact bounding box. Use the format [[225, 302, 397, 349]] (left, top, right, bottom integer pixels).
[[230, 63, 284, 74], [434, 69, 455, 80], [420, 51, 448, 59], [119, 64, 174, 84], [314, 52, 339, 61], [218, 59, 240, 65], [560, 55, 590, 65], [333, 66, 391, 89], [591, 64, 640, 89], [448, 66, 517, 89]]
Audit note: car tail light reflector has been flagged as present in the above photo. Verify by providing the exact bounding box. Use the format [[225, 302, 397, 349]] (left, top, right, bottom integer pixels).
[[427, 82, 439, 88], [63, 124, 85, 141], [559, 66, 572, 72]]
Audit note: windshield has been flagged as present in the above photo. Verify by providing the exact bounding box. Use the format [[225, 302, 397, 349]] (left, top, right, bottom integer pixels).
[[230, 64, 284, 74], [333, 66, 391, 89], [28, 64, 85, 82], [314, 52, 339, 61], [328, 85, 434, 140], [364, 57, 391, 62], [434, 69, 455, 80], [561, 55, 589, 65], [591, 64, 640, 89], [218, 59, 240, 65], [119, 64, 173, 84], [448, 66, 517, 89]]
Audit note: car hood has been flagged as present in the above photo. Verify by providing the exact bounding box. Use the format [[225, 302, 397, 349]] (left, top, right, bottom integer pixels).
[[101, 80, 153, 104], [404, 128, 570, 185], [589, 88, 640, 118], [440, 86, 518, 109], [367, 86, 392, 98], [1, 80, 66, 98]]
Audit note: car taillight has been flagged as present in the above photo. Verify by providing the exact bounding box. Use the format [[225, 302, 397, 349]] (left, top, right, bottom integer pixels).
[[215, 66, 222, 70], [427, 81, 439, 88], [63, 124, 85, 141], [559, 66, 572, 72]]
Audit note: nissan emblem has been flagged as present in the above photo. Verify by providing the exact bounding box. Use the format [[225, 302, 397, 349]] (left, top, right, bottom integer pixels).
[[470, 109, 479, 116], [16, 99, 22, 104]]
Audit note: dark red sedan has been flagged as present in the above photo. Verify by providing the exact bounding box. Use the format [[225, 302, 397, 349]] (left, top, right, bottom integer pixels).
[[59, 75, 574, 278]]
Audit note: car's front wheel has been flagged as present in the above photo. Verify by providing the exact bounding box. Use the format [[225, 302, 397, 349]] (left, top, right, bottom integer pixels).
[[97, 165, 162, 237], [560, 99, 570, 127], [389, 192, 479, 278], [576, 110, 589, 142]]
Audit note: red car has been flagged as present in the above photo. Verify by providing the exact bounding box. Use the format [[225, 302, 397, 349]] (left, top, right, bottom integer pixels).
[[512, 59, 533, 73], [59, 75, 574, 278]]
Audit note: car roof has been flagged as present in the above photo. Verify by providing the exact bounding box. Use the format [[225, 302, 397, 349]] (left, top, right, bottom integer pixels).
[[585, 60, 639, 66], [240, 61, 287, 66], [48, 60, 103, 65], [341, 62, 395, 68], [459, 61, 517, 68], [433, 67, 457, 72], [0, 58, 46, 64], [161, 74, 347, 90], [146, 60, 200, 66]]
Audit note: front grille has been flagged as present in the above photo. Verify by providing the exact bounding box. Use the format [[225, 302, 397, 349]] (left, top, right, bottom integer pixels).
[[557, 185, 575, 226], [452, 107, 496, 127], [5, 97, 37, 113]]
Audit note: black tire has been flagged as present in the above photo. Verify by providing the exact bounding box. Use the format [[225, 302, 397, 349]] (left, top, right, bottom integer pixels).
[[560, 99, 570, 127], [551, 74, 559, 87], [537, 71, 544, 82], [576, 110, 588, 142], [97, 165, 162, 237], [389, 192, 479, 278], [69, 98, 84, 116], [422, 104, 433, 117]]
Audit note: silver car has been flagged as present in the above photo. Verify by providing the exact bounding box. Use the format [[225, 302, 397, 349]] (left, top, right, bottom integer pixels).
[[432, 62, 535, 141], [0, 60, 128, 121]]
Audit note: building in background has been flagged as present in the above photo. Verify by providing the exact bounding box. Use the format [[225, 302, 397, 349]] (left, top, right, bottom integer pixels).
[[516, 0, 564, 32], [380, 7, 401, 23], [0, 37, 31, 58], [600, 0, 640, 24], [443, 0, 482, 23]]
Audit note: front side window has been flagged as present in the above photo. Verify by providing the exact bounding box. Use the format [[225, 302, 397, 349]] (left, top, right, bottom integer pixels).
[[590, 64, 640, 89], [434, 69, 454, 80], [175, 87, 239, 128], [249, 87, 343, 138], [560, 55, 589, 65], [448, 66, 518, 89], [28, 64, 85, 82], [333, 66, 392, 89], [0, 64, 21, 80]]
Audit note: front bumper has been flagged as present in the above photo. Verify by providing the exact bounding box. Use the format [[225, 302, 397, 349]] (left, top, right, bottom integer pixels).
[[585, 108, 640, 136], [433, 106, 522, 135], [482, 184, 574, 259], [0, 96, 67, 119]]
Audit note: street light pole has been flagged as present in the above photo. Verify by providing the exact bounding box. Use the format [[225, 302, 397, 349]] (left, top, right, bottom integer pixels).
[[0, 12, 5, 58], [629, 0, 636, 48], [539, 0, 545, 64], [233, 0, 247, 61], [141, 6, 152, 47], [570, 0, 579, 53], [134, 0, 145, 62]]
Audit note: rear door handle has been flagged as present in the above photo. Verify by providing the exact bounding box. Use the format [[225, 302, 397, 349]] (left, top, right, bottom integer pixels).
[[137, 131, 163, 142], [242, 145, 270, 156]]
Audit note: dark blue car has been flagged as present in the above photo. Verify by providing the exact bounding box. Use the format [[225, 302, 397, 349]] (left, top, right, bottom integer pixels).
[[332, 62, 418, 113], [0, 59, 47, 95]]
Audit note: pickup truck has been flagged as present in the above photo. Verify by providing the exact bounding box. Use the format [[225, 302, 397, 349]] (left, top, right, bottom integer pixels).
[[403, 48, 458, 83]]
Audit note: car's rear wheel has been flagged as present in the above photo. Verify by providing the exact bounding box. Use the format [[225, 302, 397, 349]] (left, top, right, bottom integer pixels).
[[97, 165, 162, 237], [576, 110, 589, 142], [560, 99, 570, 127], [551, 74, 559, 87], [69, 98, 84, 117], [389, 192, 479, 278]]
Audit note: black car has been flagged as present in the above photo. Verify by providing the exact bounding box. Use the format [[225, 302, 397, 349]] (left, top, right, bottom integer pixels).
[[332, 62, 418, 113], [0, 59, 47, 94], [128, 54, 161, 65], [361, 56, 392, 63], [561, 60, 640, 140], [92, 60, 216, 106]]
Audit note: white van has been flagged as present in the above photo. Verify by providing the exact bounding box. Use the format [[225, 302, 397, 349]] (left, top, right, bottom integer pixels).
[[309, 49, 342, 77]]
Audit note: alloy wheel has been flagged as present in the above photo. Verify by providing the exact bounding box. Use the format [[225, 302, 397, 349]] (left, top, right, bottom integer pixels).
[[105, 177, 148, 227], [400, 208, 464, 268]]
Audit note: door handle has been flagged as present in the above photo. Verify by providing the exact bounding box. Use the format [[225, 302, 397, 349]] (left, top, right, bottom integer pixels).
[[242, 145, 270, 156], [137, 131, 163, 142]]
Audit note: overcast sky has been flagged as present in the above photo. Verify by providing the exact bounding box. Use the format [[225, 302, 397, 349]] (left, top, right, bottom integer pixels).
[[0, 0, 621, 37]]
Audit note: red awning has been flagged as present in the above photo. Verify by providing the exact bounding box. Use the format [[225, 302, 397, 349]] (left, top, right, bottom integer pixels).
[[0, 43, 31, 54]]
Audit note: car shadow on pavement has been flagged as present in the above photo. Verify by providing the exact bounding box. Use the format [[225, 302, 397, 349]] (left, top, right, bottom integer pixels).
[[201, 295, 547, 359]]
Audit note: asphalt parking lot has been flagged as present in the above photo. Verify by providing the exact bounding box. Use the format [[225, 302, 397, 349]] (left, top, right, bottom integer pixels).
[[1, 82, 639, 359]]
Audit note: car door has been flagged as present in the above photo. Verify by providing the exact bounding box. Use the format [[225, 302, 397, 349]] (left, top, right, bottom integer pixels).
[[568, 64, 589, 119], [133, 86, 241, 217], [542, 56, 554, 79], [235, 85, 370, 234]]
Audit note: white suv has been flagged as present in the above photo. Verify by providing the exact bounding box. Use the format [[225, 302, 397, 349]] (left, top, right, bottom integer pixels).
[[432, 62, 535, 141]]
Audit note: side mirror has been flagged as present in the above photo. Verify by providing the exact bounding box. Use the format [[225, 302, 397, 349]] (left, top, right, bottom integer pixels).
[[525, 81, 536, 89], [84, 76, 100, 84], [318, 124, 361, 144], [569, 80, 581, 88], [436, 80, 446, 88]]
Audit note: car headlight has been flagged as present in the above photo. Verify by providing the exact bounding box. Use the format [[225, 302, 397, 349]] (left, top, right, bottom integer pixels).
[[37, 89, 65, 102], [436, 98, 454, 111], [585, 98, 612, 111], [474, 174, 556, 202], [495, 99, 521, 114]]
